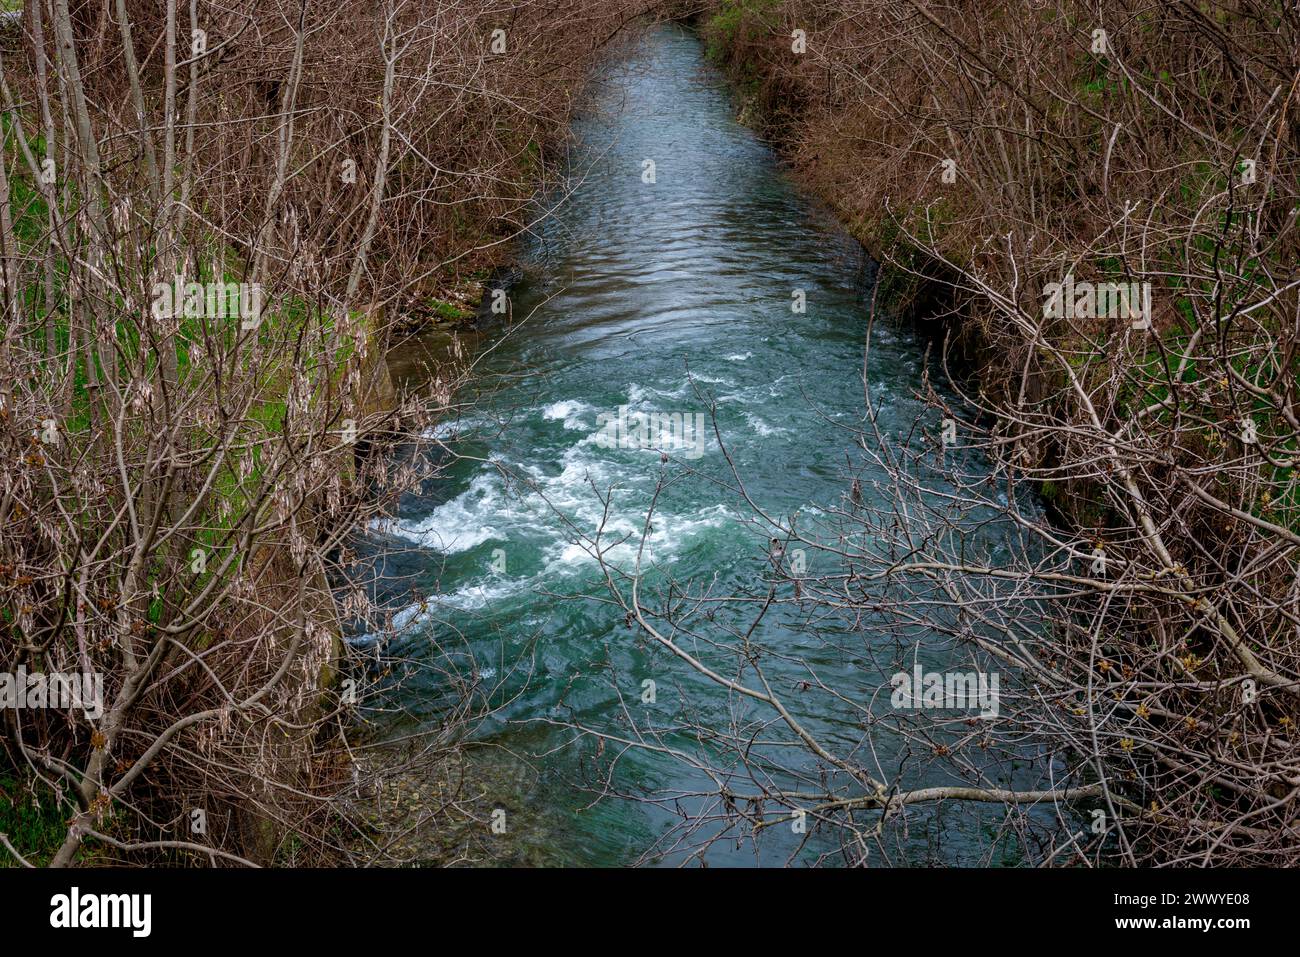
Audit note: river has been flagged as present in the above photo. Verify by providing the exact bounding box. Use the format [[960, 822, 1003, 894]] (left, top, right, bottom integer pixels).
[[368, 22, 1047, 867]]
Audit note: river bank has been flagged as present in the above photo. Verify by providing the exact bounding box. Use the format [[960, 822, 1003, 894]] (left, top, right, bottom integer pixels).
[[0, 0, 650, 868]]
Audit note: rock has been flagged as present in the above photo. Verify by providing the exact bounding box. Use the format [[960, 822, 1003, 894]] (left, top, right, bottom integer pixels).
[[472, 265, 525, 327]]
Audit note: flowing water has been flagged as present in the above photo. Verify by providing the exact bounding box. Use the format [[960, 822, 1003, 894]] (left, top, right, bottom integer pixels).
[[369, 23, 1045, 866]]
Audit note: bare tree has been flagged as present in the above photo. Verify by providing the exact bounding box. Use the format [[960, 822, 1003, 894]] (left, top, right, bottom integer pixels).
[[0, 0, 646, 867]]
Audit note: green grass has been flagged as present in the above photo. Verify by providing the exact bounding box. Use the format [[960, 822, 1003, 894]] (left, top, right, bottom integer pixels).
[[428, 297, 472, 322], [0, 774, 70, 866], [702, 0, 780, 64]]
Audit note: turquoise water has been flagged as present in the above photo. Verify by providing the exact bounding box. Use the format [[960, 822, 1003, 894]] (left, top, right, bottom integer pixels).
[[368, 23, 1049, 866]]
